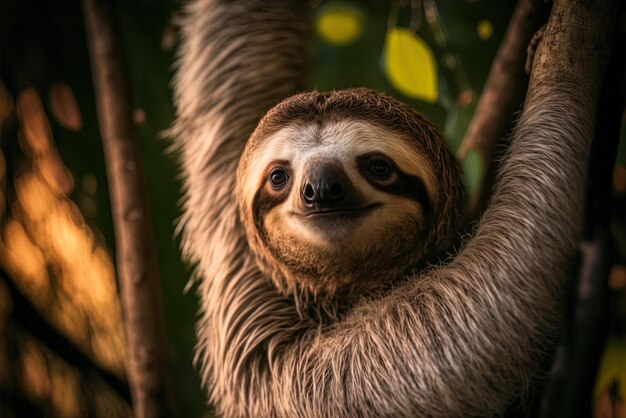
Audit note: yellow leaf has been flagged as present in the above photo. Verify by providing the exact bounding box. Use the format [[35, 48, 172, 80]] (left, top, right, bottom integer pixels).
[[384, 28, 438, 103], [316, 3, 363, 46]]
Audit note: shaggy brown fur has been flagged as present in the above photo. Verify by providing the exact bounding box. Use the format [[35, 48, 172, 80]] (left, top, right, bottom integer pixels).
[[171, 1, 595, 417], [237, 89, 465, 309]]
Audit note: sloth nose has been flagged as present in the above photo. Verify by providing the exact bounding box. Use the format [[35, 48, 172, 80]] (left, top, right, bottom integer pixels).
[[301, 162, 349, 205]]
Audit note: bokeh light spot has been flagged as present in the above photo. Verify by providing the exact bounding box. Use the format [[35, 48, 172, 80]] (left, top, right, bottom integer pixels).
[[477, 19, 493, 41], [316, 3, 363, 46]]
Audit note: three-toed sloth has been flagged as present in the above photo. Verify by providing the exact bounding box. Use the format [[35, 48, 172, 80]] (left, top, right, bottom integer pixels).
[[171, 1, 590, 417], [239, 89, 465, 316]]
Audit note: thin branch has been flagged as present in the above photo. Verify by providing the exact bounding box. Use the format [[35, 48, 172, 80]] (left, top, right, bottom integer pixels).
[[81, 0, 177, 416], [457, 0, 550, 221]]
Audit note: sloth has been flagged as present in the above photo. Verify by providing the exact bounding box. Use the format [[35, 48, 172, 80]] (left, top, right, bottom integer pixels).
[[171, 1, 593, 417], [237, 89, 465, 313]]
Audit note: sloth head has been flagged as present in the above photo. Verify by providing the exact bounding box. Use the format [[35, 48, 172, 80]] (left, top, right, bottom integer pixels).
[[237, 88, 464, 306]]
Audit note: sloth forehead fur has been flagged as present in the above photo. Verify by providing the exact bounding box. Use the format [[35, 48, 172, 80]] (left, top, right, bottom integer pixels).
[[236, 89, 464, 305], [241, 120, 439, 203], [242, 120, 434, 246]]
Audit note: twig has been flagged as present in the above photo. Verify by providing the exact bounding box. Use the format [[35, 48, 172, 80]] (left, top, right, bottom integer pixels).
[[81, 0, 177, 416]]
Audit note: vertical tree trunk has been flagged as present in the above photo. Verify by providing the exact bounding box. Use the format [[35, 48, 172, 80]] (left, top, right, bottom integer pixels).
[[539, 13, 625, 417], [81, 0, 177, 416]]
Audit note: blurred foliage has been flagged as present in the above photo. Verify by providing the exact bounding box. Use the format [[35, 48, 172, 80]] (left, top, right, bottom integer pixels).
[[316, 2, 365, 46], [383, 27, 439, 103], [0, 0, 625, 417], [0, 0, 202, 415]]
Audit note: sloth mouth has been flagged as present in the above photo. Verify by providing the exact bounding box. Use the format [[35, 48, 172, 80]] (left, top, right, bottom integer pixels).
[[293, 203, 382, 219]]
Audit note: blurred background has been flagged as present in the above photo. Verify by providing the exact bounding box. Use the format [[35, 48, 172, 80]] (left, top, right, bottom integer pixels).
[[0, 0, 625, 417]]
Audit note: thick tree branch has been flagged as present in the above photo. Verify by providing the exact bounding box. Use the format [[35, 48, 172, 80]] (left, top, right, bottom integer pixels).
[[539, 15, 625, 417], [81, 0, 176, 416], [457, 0, 550, 221]]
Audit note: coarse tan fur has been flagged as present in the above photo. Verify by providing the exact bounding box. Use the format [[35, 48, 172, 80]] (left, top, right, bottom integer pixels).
[[170, 1, 593, 417], [238, 90, 465, 313]]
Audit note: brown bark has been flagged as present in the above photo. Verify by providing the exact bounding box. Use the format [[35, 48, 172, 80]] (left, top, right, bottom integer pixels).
[[538, 7, 624, 417], [527, 0, 618, 98], [457, 0, 549, 221], [81, 0, 177, 417]]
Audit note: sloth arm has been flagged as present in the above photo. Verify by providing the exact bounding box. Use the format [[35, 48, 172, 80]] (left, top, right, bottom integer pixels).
[[258, 87, 592, 418], [172, 0, 614, 417]]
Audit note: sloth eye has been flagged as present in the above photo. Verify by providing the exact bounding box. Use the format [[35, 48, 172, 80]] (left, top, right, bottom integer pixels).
[[269, 169, 289, 188], [368, 160, 392, 179]]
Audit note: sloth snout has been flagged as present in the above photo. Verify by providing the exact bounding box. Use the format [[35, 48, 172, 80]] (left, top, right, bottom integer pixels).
[[301, 162, 351, 206]]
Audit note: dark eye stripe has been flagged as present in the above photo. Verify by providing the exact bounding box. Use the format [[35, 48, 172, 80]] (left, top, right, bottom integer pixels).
[[252, 160, 293, 246], [356, 153, 431, 215], [253, 183, 289, 240], [367, 160, 392, 179]]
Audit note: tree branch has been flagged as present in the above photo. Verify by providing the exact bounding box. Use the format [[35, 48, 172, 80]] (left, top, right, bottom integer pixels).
[[539, 13, 625, 417], [81, 0, 176, 416], [457, 0, 550, 221]]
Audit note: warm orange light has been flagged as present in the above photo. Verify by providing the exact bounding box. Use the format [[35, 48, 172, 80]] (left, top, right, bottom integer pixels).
[[44, 201, 93, 268], [20, 339, 52, 399], [2, 220, 49, 291], [16, 88, 53, 156], [15, 173, 57, 222], [36, 150, 75, 196], [1, 87, 127, 416], [48, 83, 83, 132]]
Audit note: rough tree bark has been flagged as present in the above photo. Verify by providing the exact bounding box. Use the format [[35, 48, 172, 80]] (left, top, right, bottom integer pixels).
[[81, 0, 177, 416], [457, 0, 550, 221], [539, 12, 625, 417]]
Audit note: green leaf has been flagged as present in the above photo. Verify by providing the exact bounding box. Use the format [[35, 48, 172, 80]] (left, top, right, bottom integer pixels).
[[461, 148, 484, 196]]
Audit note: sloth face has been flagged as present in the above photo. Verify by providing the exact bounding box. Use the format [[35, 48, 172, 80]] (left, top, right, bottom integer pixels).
[[237, 90, 463, 303]]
